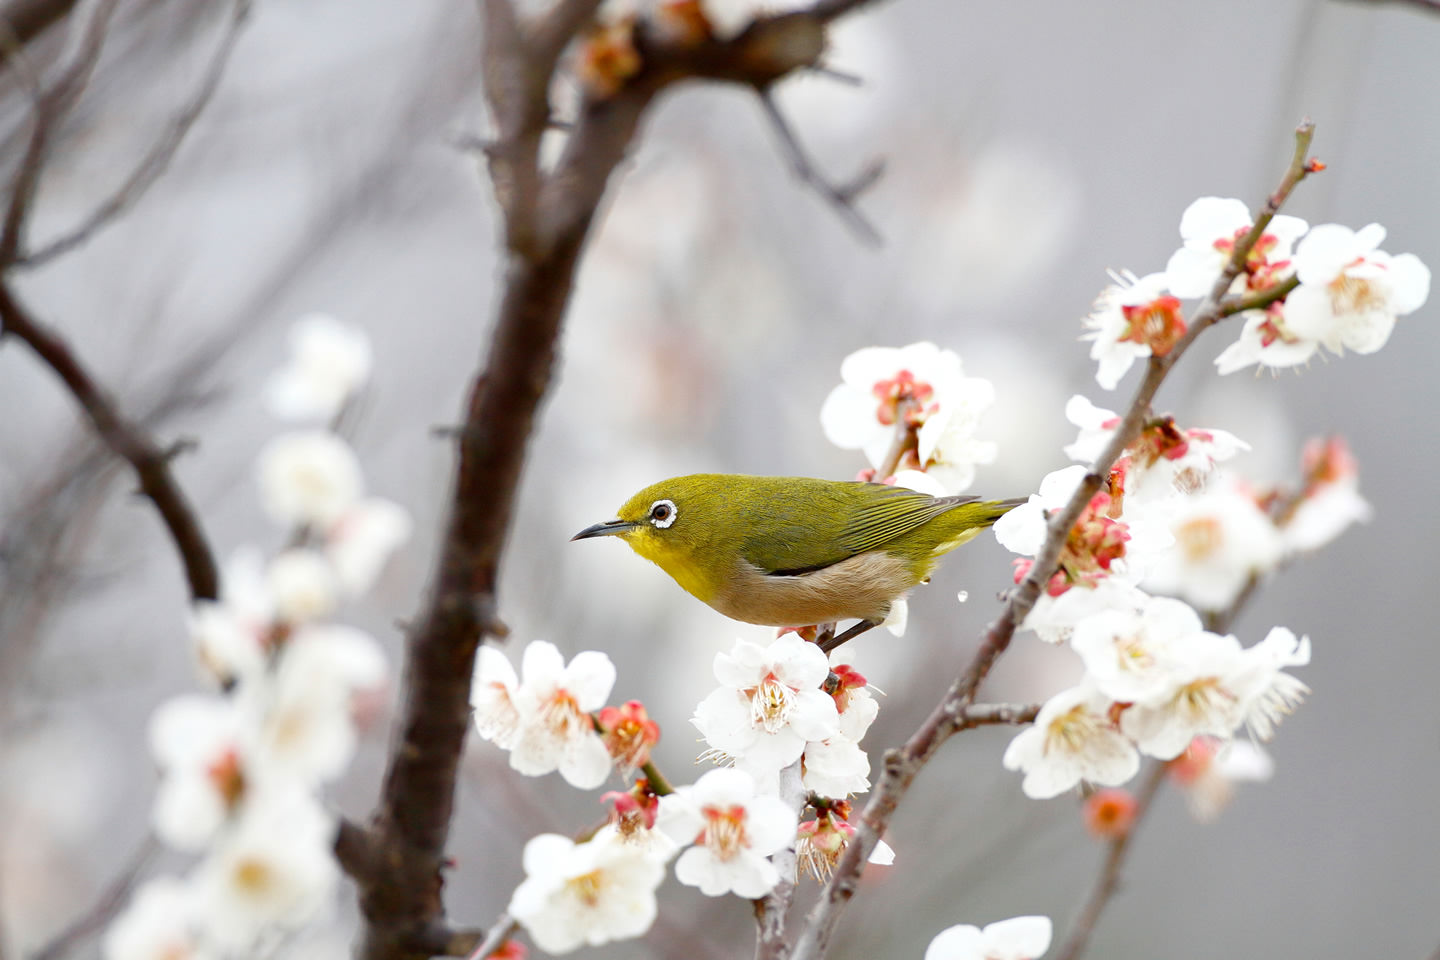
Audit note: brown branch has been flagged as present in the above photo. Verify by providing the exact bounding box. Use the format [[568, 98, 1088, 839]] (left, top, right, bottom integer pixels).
[[15, 0, 253, 269], [753, 761, 804, 960], [787, 120, 1319, 960], [0, 0, 78, 52], [1050, 762, 1166, 960], [0, 283, 219, 600], [27, 834, 159, 960]]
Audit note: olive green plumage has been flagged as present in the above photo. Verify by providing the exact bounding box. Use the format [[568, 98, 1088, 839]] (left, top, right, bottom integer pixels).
[[573, 474, 1020, 646]]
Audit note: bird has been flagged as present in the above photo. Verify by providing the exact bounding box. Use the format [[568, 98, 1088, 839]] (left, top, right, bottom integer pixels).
[[572, 474, 1023, 651]]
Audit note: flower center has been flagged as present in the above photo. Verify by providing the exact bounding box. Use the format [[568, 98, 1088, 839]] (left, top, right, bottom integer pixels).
[[1175, 516, 1223, 563], [1042, 703, 1102, 756], [566, 868, 607, 907], [232, 856, 274, 896], [1328, 269, 1386, 315], [701, 804, 749, 861], [749, 674, 793, 733], [540, 688, 587, 738], [1172, 676, 1235, 726], [1120, 295, 1187, 356], [870, 369, 936, 427], [206, 747, 247, 810]]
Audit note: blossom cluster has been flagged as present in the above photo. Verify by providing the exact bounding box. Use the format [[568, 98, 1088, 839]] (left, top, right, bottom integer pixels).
[[470, 630, 890, 953], [1084, 197, 1429, 386], [106, 317, 408, 959], [991, 390, 1358, 801]]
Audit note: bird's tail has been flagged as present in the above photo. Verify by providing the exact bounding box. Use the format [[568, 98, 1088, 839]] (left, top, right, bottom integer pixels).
[[928, 496, 1027, 556]]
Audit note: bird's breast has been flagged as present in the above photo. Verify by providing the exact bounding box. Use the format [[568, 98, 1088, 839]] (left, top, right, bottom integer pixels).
[[707, 550, 917, 627]]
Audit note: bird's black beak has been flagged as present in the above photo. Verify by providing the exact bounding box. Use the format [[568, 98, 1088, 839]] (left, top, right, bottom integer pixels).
[[571, 519, 640, 541]]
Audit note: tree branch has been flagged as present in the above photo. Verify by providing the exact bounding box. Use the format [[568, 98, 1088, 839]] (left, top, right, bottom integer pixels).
[[27, 834, 159, 960], [1050, 762, 1166, 960], [15, 0, 253, 269], [787, 120, 1319, 960], [758, 91, 883, 245], [0, 282, 219, 600]]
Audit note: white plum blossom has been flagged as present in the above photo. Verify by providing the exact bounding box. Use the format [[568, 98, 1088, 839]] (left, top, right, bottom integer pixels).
[[508, 831, 664, 954], [266, 549, 338, 624], [191, 790, 339, 952], [1020, 577, 1150, 646], [1170, 737, 1274, 823], [802, 736, 870, 799], [802, 668, 878, 798], [996, 465, 1173, 640], [1213, 304, 1320, 374], [508, 641, 616, 789], [1164, 196, 1307, 298], [1284, 223, 1430, 356], [1119, 630, 1252, 759], [1062, 395, 1248, 502], [324, 497, 412, 595], [103, 878, 212, 960], [1002, 684, 1139, 798], [471, 644, 523, 750], [256, 431, 364, 529], [910, 389, 999, 494], [1081, 271, 1181, 390], [1282, 437, 1371, 555], [1234, 626, 1311, 741], [1070, 595, 1204, 704], [658, 768, 798, 898], [189, 548, 276, 686], [149, 696, 248, 852], [1142, 479, 1283, 611], [820, 342, 995, 475], [691, 633, 839, 774], [1122, 626, 1309, 759], [925, 915, 1054, 960], [264, 314, 373, 422], [246, 625, 386, 784]]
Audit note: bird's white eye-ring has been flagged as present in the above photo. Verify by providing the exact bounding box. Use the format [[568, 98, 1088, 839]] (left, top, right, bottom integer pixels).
[[648, 499, 677, 529]]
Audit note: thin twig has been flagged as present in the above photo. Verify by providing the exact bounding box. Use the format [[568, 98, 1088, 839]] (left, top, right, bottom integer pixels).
[[753, 761, 805, 960], [465, 915, 518, 960], [787, 121, 1320, 960], [0, 0, 119, 264], [1050, 762, 1166, 960], [758, 91, 883, 245], [28, 834, 159, 960], [16, 0, 253, 269]]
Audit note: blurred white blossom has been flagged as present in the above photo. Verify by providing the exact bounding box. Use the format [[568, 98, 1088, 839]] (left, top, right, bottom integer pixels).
[[925, 915, 1053, 960], [264, 314, 373, 422]]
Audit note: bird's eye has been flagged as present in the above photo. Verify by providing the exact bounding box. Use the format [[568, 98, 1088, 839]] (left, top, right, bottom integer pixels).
[[648, 499, 677, 529]]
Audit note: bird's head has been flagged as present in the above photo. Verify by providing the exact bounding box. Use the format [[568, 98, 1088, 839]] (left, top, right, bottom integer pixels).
[[572, 475, 730, 594]]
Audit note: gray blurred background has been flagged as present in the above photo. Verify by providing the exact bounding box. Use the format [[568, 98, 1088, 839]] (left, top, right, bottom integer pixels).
[[1, 0, 1437, 957]]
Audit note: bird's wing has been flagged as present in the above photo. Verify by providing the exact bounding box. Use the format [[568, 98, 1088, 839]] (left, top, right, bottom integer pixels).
[[740, 483, 978, 576]]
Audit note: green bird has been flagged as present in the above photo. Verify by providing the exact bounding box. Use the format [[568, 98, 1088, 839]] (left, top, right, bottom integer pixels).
[[573, 474, 1023, 650]]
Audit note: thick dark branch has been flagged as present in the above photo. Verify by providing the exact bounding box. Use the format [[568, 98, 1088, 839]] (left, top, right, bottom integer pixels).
[[804, 0, 889, 23], [16, 0, 252, 269], [27, 834, 159, 960], [0, 0, 79, 58], [788, 121, 1319, 960], [0, 283, 219, 600]]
